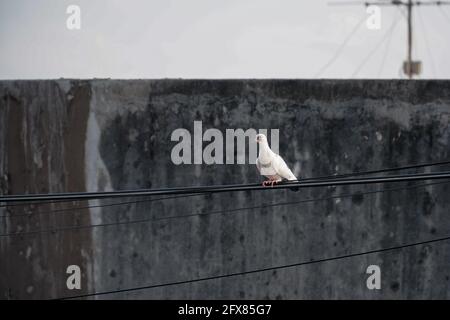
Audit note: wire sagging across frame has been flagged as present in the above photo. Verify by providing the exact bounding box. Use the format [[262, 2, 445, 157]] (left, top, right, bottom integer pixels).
[[60, 234, 450, 299], [2, 159, 450, 208], [352, 15, 401, 77], [1, 170, 450, 203], [2, 161, 449, 299], [0, 193, 205, 219], [315, 14, 367, 77], [1, 179, 448, 238]]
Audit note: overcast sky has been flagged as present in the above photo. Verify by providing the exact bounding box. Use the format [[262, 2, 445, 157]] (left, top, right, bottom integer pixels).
[[1, 0, 449, 79]]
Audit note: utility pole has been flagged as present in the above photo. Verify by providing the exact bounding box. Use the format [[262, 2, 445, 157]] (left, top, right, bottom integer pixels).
[[329, 1, 450, 78], [407, 0, 413, 78]]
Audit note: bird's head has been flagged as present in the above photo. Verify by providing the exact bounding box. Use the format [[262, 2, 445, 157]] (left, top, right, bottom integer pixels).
[[255, 134, 267, 144]]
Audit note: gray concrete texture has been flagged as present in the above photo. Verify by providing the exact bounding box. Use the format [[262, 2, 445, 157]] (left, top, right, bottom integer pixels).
[[1, 79, 450, 299]]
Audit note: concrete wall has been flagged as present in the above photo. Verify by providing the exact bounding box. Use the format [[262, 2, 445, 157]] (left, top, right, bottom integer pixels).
[[1, 79, 450, 299]]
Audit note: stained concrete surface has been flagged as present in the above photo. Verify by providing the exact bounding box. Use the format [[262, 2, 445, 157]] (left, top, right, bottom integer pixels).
[[1, 79, 450, 299]]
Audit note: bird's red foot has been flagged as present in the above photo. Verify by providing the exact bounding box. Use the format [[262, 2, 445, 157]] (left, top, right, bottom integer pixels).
[[262, 180, 279, 187]]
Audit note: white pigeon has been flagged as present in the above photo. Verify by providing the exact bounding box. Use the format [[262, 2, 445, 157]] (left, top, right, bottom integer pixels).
[[255, 133, 298, 187]]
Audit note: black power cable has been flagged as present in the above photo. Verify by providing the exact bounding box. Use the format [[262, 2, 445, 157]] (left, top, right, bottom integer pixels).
[[2, 179, 447, 238], [2, 159, 449, 207], [2, 170, 450, 203], [300, 159, 450, 181], [3, 160, 447, 220], [0, 193, 205, 219], [59, 234, 450, 299]]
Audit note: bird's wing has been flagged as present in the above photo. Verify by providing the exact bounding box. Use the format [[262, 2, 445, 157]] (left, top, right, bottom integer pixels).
[[256, 158, 262, 174], [273, 154, 297, 181]]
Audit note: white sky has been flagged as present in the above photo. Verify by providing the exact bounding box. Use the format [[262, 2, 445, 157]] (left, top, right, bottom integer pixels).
[[1, 0, 449, 79]]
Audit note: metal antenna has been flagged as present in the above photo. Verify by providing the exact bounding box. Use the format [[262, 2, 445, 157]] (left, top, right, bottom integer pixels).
[[328, 0, 450, 78]]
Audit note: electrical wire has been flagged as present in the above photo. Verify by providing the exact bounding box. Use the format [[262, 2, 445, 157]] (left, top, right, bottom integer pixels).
[[2, 159, 449, 209], [1, 158, 449, 220], [2, 170, 450, 203], [315, 14, 367, 77], [59, 233, 450, 299], [0, 193, 205, 219], [0, 159, 448, 222], [377, 10, 398, 76], [352, 15, 401, 77], [2, 179, 448, 238], [300, 159, 450, 181], [438, 5, 450, 24], [416, 7, 437, 77]]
